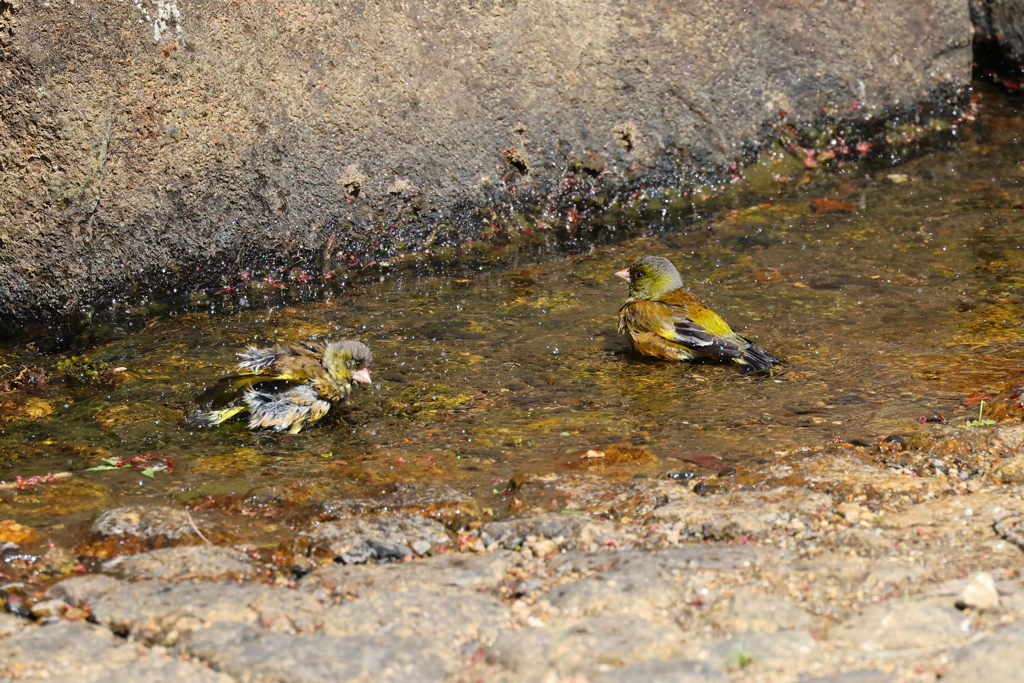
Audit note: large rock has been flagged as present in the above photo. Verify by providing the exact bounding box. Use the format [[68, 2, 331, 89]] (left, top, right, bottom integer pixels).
[[0, 0, 970, 341]]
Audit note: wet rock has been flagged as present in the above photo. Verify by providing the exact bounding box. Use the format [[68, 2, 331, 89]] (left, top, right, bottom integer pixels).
[[651, 488, 832, 542], [298, 550, 517, 602], [706, 588, 813, 633], [595, 659, 727, 683], [831, 600, 968, 651], [89, 580, 326, 645], [487, 614, 684, 678], [308, 482, 482, 528], [691, 630, 821, 671], [179, 623, 456, 683], [751, 451, 947, 502], [76, 505, 221, 558], [507, 473, 675, 521], [320, 584, 511, 645], [0, 620, 230, 681], [290, 515, 451, 565], [480, 513, 641, 553], [0, 396, 54, 425], [102, 545, 260, 581], [0, 519, 44, 545], [45, 573, 122, 607], [943, 619, 1024, 683], [957, 571, 1000, 610]]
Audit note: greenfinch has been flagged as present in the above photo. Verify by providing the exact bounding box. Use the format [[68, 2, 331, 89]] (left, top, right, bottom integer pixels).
[[189, 340, 373, 433], [616, 255, 782, 372]]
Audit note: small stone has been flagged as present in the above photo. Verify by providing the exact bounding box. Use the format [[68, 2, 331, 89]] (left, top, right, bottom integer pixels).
[[836, 502, 867, 524], [957, 572, 999, 611], [30, 599, 67, 620], [523, 537, 559, 558]]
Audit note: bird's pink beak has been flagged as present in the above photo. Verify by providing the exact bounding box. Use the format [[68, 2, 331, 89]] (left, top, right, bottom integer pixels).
[[352, 368, 372, 384], [614, 268, 631, 282]]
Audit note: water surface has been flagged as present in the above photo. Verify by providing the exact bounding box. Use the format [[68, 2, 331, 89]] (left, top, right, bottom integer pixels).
[[4, 84, 1024, 546]]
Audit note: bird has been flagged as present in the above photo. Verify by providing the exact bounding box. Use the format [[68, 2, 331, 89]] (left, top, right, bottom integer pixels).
[[616, 255, 782, 372], [188, 340, 373, 433]]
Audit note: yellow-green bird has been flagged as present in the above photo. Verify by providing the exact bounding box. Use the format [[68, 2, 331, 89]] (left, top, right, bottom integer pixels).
[[616, 255, 782, 372], [188, 340, 373, 433]]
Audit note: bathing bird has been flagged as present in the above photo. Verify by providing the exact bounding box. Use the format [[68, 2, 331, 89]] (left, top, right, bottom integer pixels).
[[188, 340, 373, 433], [616, 255, 782, 372]]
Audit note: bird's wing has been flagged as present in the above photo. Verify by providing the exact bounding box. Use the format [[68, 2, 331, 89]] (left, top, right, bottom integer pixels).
[[621, 300, 717, 348], [622, 297, 746, 362], [194, 375, 301, 408], [657, 289, 736, 338]]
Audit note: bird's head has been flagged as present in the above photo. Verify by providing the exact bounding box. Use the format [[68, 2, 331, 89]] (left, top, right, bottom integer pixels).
[[615, 255, 684, 300], [321, 341, 374, 397]]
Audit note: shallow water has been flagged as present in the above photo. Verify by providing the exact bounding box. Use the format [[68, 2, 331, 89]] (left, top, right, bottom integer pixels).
[[4, 84, 1024, 546]]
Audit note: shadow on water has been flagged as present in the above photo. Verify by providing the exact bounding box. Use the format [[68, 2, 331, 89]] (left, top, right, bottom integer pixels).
[[4, 83, 1024, 547]]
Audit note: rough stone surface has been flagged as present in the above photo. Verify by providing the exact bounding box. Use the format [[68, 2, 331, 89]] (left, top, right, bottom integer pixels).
[[800, 672, 898, 683], [0, 620, 231, 681], [595, 659, 728, 683], [487, 614, 685, 678], [0, 0, 970, 339], [292, 514, 451, 564], [831, 600, 969, 652], [480, 512, 645, 552], [298, 549, 516, 601], [89, 580, 326, 645], [691, 630, 823, 671], [706, 588, 814, 634], [0, 612, 31, 639], [44, 573, 123, 607], [179, 623, 455, 683], [942, 620, 1024, 683], [101, 545, 260, 581], [540, 551, 680, 619], [319, 584, 511, 645]]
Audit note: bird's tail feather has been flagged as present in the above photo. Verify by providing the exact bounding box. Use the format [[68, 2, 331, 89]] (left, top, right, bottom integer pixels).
[[186, 406, 247, 428], [737, 344, 784, 372]]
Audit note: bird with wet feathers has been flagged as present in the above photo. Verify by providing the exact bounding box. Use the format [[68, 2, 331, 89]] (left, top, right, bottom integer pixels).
[[188, 340, 373, 433], [616, 255, 782, 372]]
